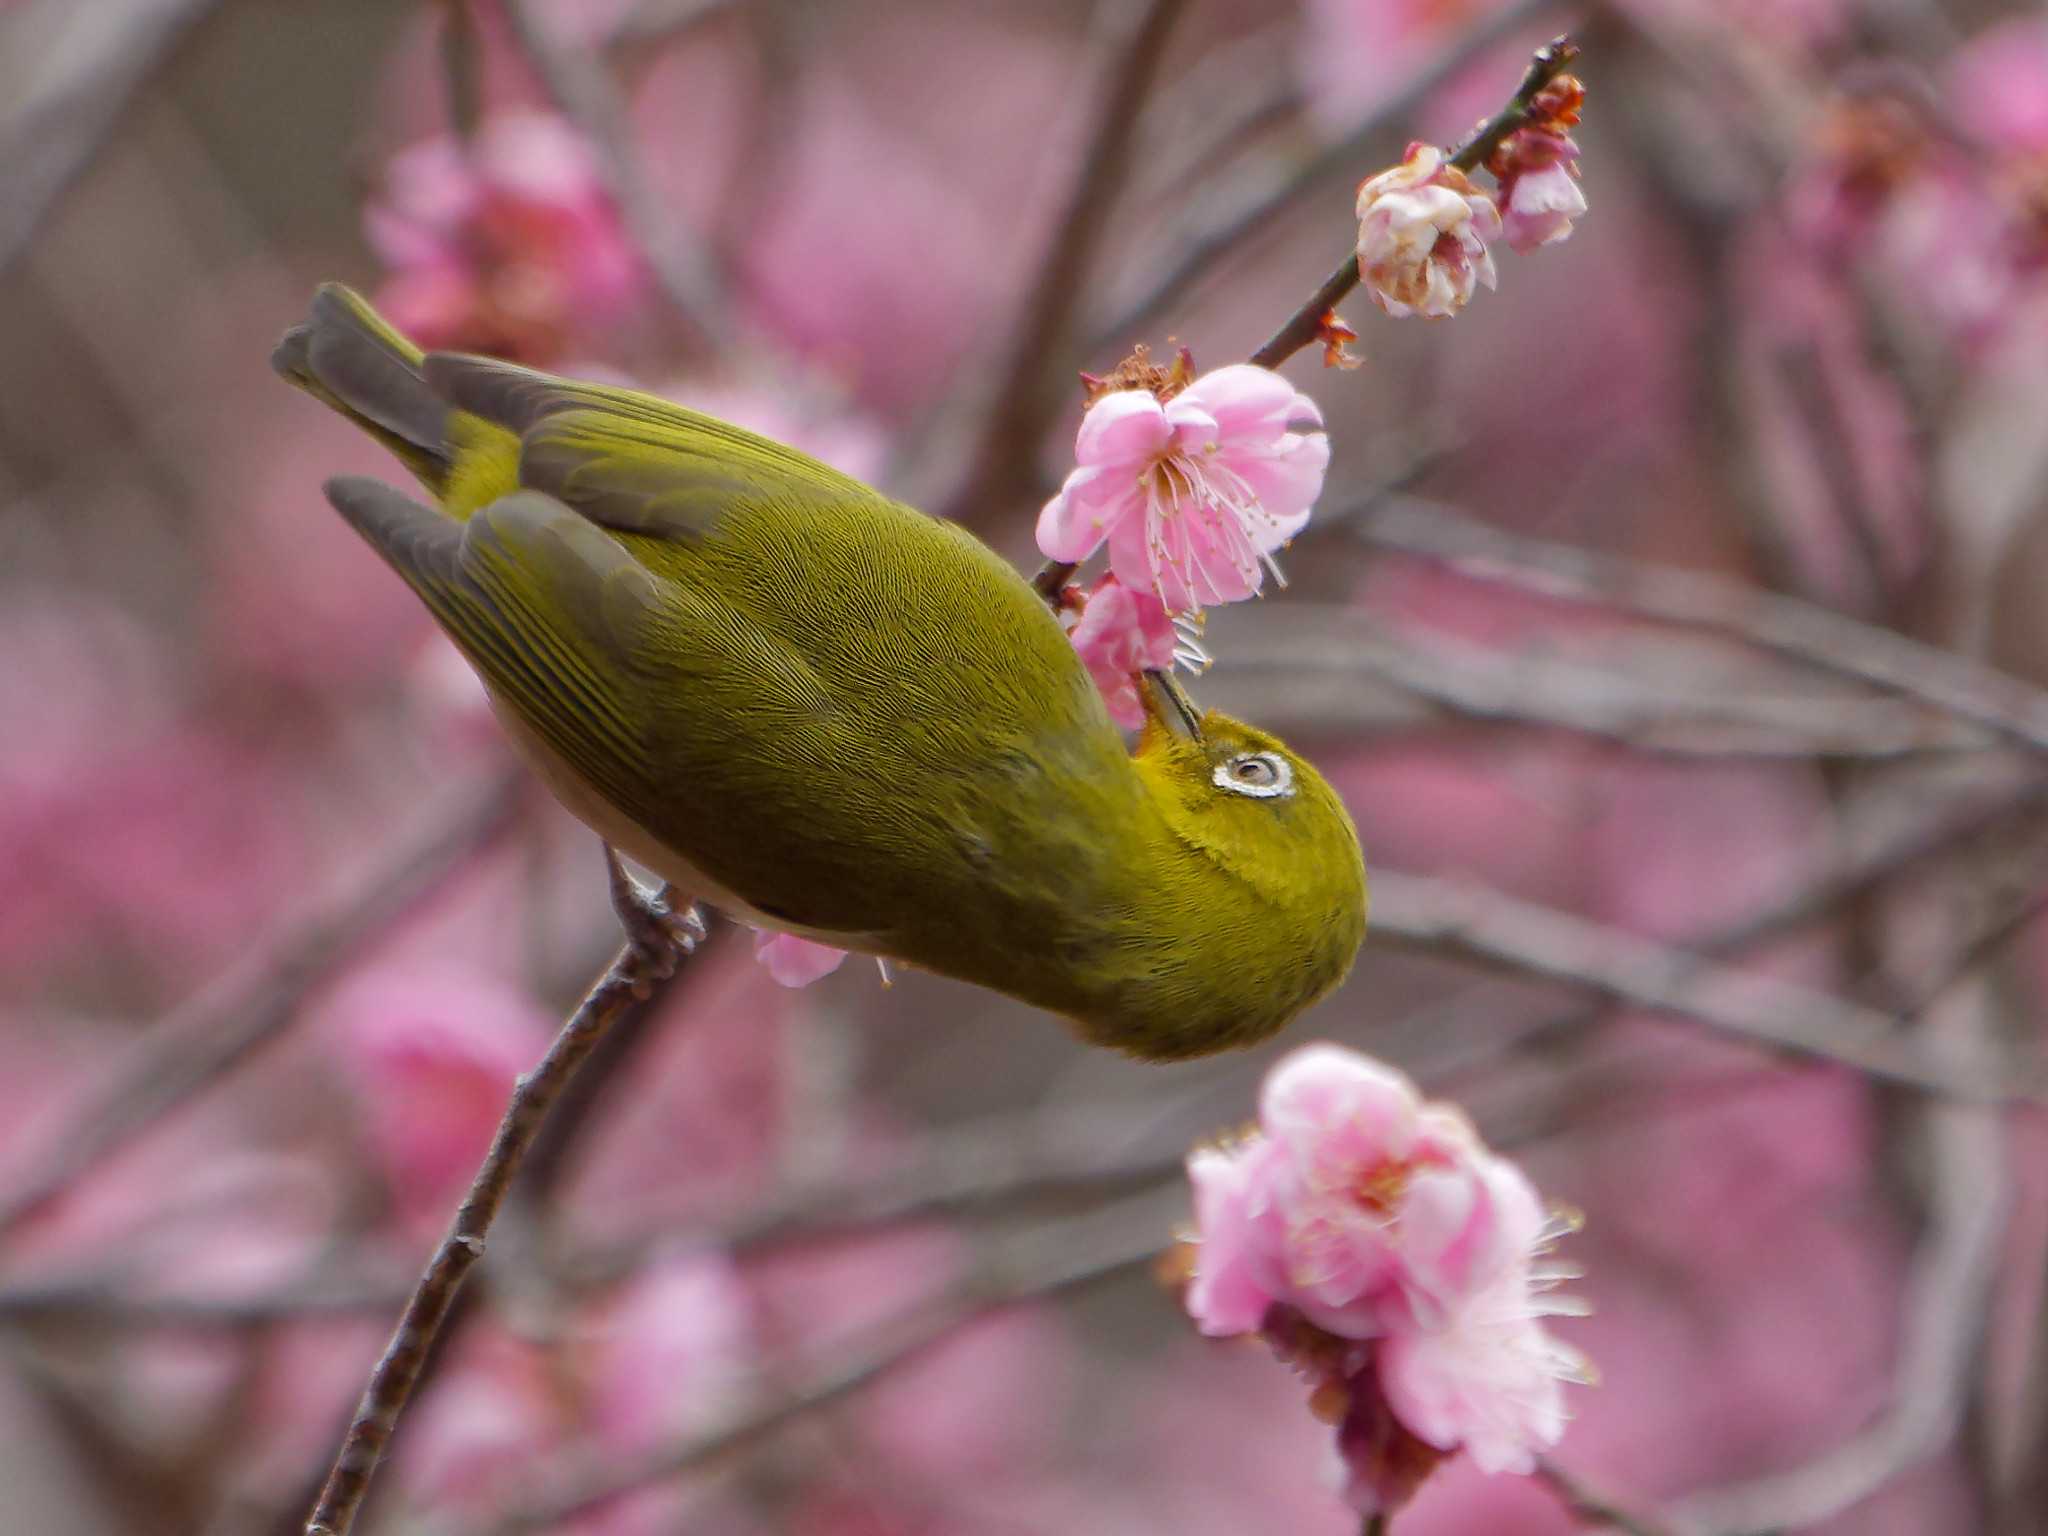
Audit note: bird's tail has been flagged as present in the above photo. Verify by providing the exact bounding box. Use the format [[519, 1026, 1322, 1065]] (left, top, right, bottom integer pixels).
[[271, 284, 453, 493]]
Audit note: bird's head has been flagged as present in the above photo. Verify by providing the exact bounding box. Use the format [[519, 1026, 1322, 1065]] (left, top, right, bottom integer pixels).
[[1079, 672, 1368, 1061]]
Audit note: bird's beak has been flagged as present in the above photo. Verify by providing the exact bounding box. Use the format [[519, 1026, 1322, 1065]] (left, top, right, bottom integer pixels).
[[1141, 668, 1205, 744]]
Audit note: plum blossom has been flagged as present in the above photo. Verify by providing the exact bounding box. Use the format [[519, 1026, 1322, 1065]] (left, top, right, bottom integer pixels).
[[1492, 128, 1588, 253], [1182, 1044, 1587, 1518], [1066, 576, 1180, 730], [1354, 143, 1502, 317], [1037, 363, 1329, 613], [365, 112, 644, 362]]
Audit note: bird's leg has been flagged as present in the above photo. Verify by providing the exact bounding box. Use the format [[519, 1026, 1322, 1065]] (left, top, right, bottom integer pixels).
[[603, 844, 705, 996]]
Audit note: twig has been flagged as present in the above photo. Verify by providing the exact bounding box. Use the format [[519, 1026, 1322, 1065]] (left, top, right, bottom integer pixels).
[[501, 0, 731, 354], [1090, 0, 1563, 350], [1247, 35, 1580, 370], [301, 927, 695, 1536], [1534, 1459, 1680, 1536], [0, 772, 521, 1246], [1368, 870, 2039, 1100], [1344, 492, 2048, 760], [464, 1188, 1180, 1536], [1670, 982, 2011, 1532], [936, 0, 1192, 526], [1214, 603, 1991, 761], [1028, 33, 1579, 603]]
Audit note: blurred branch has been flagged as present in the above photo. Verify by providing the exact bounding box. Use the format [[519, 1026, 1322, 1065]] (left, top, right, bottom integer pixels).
[[1369, 870, 2039, 1100], [302, 906, 701, 1536], [0, 771, 522, 1247], [602, 0, 736, 52], [1223, 604, 1991, 761], [1344, 493, 2048, 761], [1672, 989, 2011, 1533], [937, 0, 1192, 525], [1533, 1459, 1679, 1536], [1089, 0, 1563, 351], [1247, 34, 1581, 371], [0, 0, 225, 277], [468, 1187, 1178, 1536], [502, 0, 732, 354]]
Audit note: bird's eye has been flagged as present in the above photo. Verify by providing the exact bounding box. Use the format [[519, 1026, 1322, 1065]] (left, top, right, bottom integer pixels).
[[1214, 751, 1294, 800]]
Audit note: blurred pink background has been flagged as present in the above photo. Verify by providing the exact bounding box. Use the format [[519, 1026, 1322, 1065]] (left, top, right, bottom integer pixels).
[[3, 0, 2046, 1532]]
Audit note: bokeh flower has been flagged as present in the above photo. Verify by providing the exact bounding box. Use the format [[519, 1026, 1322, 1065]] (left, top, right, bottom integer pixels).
[[1182, 1043, 1587, 1519], [365, 112, 644, 362], [1354, 143, 1502, 317], [1037, 364, 1328, 613]]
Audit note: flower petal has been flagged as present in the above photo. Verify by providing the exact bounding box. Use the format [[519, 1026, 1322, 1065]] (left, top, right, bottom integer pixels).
[[1074, 389, 1172, 468]]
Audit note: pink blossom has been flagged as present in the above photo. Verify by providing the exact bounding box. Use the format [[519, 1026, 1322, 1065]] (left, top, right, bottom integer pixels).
[[1493, 129, 1587, 253], [366, 112, 644, 363], [1066, 576, 1180, 729], [1037, 365, 1328, 613], [752, 929, 851, 988], [1947, 19, 2048, 154], [1189, 1045, 1546, 1338], [319, 964, 554, 1238], [1354, 144, 1502, 317], [1183, 1043, 1586, 1517]]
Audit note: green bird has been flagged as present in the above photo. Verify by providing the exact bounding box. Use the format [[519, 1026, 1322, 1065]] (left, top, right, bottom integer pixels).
[[274, 284, 1367, 1060]]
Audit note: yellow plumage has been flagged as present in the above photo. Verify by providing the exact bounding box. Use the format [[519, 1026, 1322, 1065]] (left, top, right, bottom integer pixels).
[[275, 284, 1367, 1060]]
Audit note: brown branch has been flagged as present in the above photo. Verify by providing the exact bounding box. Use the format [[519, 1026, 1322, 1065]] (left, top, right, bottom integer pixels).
[[1368, 870, 2042, 1100], [1344, 492, 2048, 761], [1247, 33, 1581, 370], [301, 925, 696, 1536], [935, 0, 1192, 526], [1090, 0, 1564, 351], [0, 771, 522, 1246]]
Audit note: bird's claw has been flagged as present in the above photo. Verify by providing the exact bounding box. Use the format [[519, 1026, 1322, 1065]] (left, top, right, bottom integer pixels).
[[604, 846, 704, 995]]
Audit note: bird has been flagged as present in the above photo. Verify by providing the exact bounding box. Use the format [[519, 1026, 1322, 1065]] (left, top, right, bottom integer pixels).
[[273, 283, 1367, 1061]]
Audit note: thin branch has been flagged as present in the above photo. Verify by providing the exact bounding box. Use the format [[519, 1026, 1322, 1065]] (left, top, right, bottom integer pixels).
[[1247, 35, 1580, 370], [1670, 985, 2012, 1533], [1368, 870, 2041, 1100], [502, 0, 732, 354], [465, 1188, 1180, 1536], [1215, 603, 1991, 761], [1344, 491, 2048, 761], [936, 0, 1192, 525], [1533, 1459, 1681, 1536], [0, 771, 522, 1246], [1089, 0, 1563, 351], [301, 924, 697, 1536]]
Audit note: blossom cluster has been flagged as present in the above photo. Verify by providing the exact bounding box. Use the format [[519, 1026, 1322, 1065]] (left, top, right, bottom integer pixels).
[[1181, 1044, 1589, 1519]]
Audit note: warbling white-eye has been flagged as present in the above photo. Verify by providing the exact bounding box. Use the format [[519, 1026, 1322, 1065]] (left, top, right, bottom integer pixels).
[[274, 284, 1367, 1060]]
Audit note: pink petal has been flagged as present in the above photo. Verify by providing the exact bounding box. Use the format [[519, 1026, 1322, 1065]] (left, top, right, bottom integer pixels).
[[1074, 389, 1171, 468], [1036, 467, 1125, 563], [1186, 1145, 1284, 1336], [1176, 364, 1323, 438], [751, 929, 849, 987], [1260, 1044, 1420, 1166], [1231, 432, 1331, 544]]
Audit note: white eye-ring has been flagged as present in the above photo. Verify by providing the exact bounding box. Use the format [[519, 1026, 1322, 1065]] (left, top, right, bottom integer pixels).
[[1215, 751, 1294, 800]]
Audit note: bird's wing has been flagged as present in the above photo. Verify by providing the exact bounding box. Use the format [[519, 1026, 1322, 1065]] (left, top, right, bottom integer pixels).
[[325, 476, 833, 824], [423, 351, 879, 544]]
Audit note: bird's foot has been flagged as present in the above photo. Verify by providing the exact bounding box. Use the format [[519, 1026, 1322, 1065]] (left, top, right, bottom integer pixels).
[[604, 845, 705, 997]]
